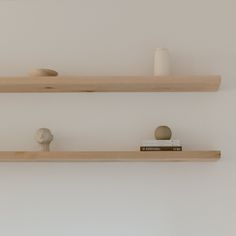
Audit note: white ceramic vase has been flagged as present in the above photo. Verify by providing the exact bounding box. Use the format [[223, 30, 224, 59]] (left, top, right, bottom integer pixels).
[[154, 48, 171, 76]]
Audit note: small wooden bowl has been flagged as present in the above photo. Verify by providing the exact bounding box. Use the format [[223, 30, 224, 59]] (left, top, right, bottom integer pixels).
[[29, 68, 58, 77]]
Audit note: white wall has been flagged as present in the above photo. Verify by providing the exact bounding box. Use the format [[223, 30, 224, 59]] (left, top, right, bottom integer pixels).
[[0, 0, 235, 235]]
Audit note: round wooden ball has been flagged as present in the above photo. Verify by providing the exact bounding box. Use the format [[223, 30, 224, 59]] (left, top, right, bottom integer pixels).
[[155, 126, 172, 140]]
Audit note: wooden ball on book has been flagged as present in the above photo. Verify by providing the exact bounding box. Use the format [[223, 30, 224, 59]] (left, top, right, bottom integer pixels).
[[155, 126, 172, 140]]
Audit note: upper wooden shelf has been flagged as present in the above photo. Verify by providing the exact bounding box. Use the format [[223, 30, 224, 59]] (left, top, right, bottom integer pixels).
[[0, 151, 220, 162], [0, 75, 221, 92]]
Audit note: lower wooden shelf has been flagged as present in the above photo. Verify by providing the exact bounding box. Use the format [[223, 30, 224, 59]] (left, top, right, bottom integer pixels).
[[0, 151, 220, 162], [0, 75, 220, 92]]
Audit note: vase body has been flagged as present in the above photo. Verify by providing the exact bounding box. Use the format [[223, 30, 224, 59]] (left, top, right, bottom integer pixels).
[[154, 48, 171, 76]]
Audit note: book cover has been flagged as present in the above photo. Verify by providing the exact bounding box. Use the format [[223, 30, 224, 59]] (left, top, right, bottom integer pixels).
[[140, 146, 182, 151], [141, 140, 181, 147]]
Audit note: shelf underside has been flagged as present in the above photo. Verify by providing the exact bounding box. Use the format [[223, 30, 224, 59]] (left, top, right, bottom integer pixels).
[[0, 151, 221, 162], [0, 75, 221, 92]]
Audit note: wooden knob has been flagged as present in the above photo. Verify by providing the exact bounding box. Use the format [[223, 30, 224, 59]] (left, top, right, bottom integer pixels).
[[35, 128, 54, 151], [29, 68, 58, 77]]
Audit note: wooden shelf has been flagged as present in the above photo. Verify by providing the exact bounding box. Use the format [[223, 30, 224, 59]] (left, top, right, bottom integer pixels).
[[0, 151, 220, 162], [0, 75, 220, 92]]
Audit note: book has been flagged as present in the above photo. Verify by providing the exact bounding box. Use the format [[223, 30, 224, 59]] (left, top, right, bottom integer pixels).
[[140, 146, 182, 151], [141, 140, 181, 147]]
